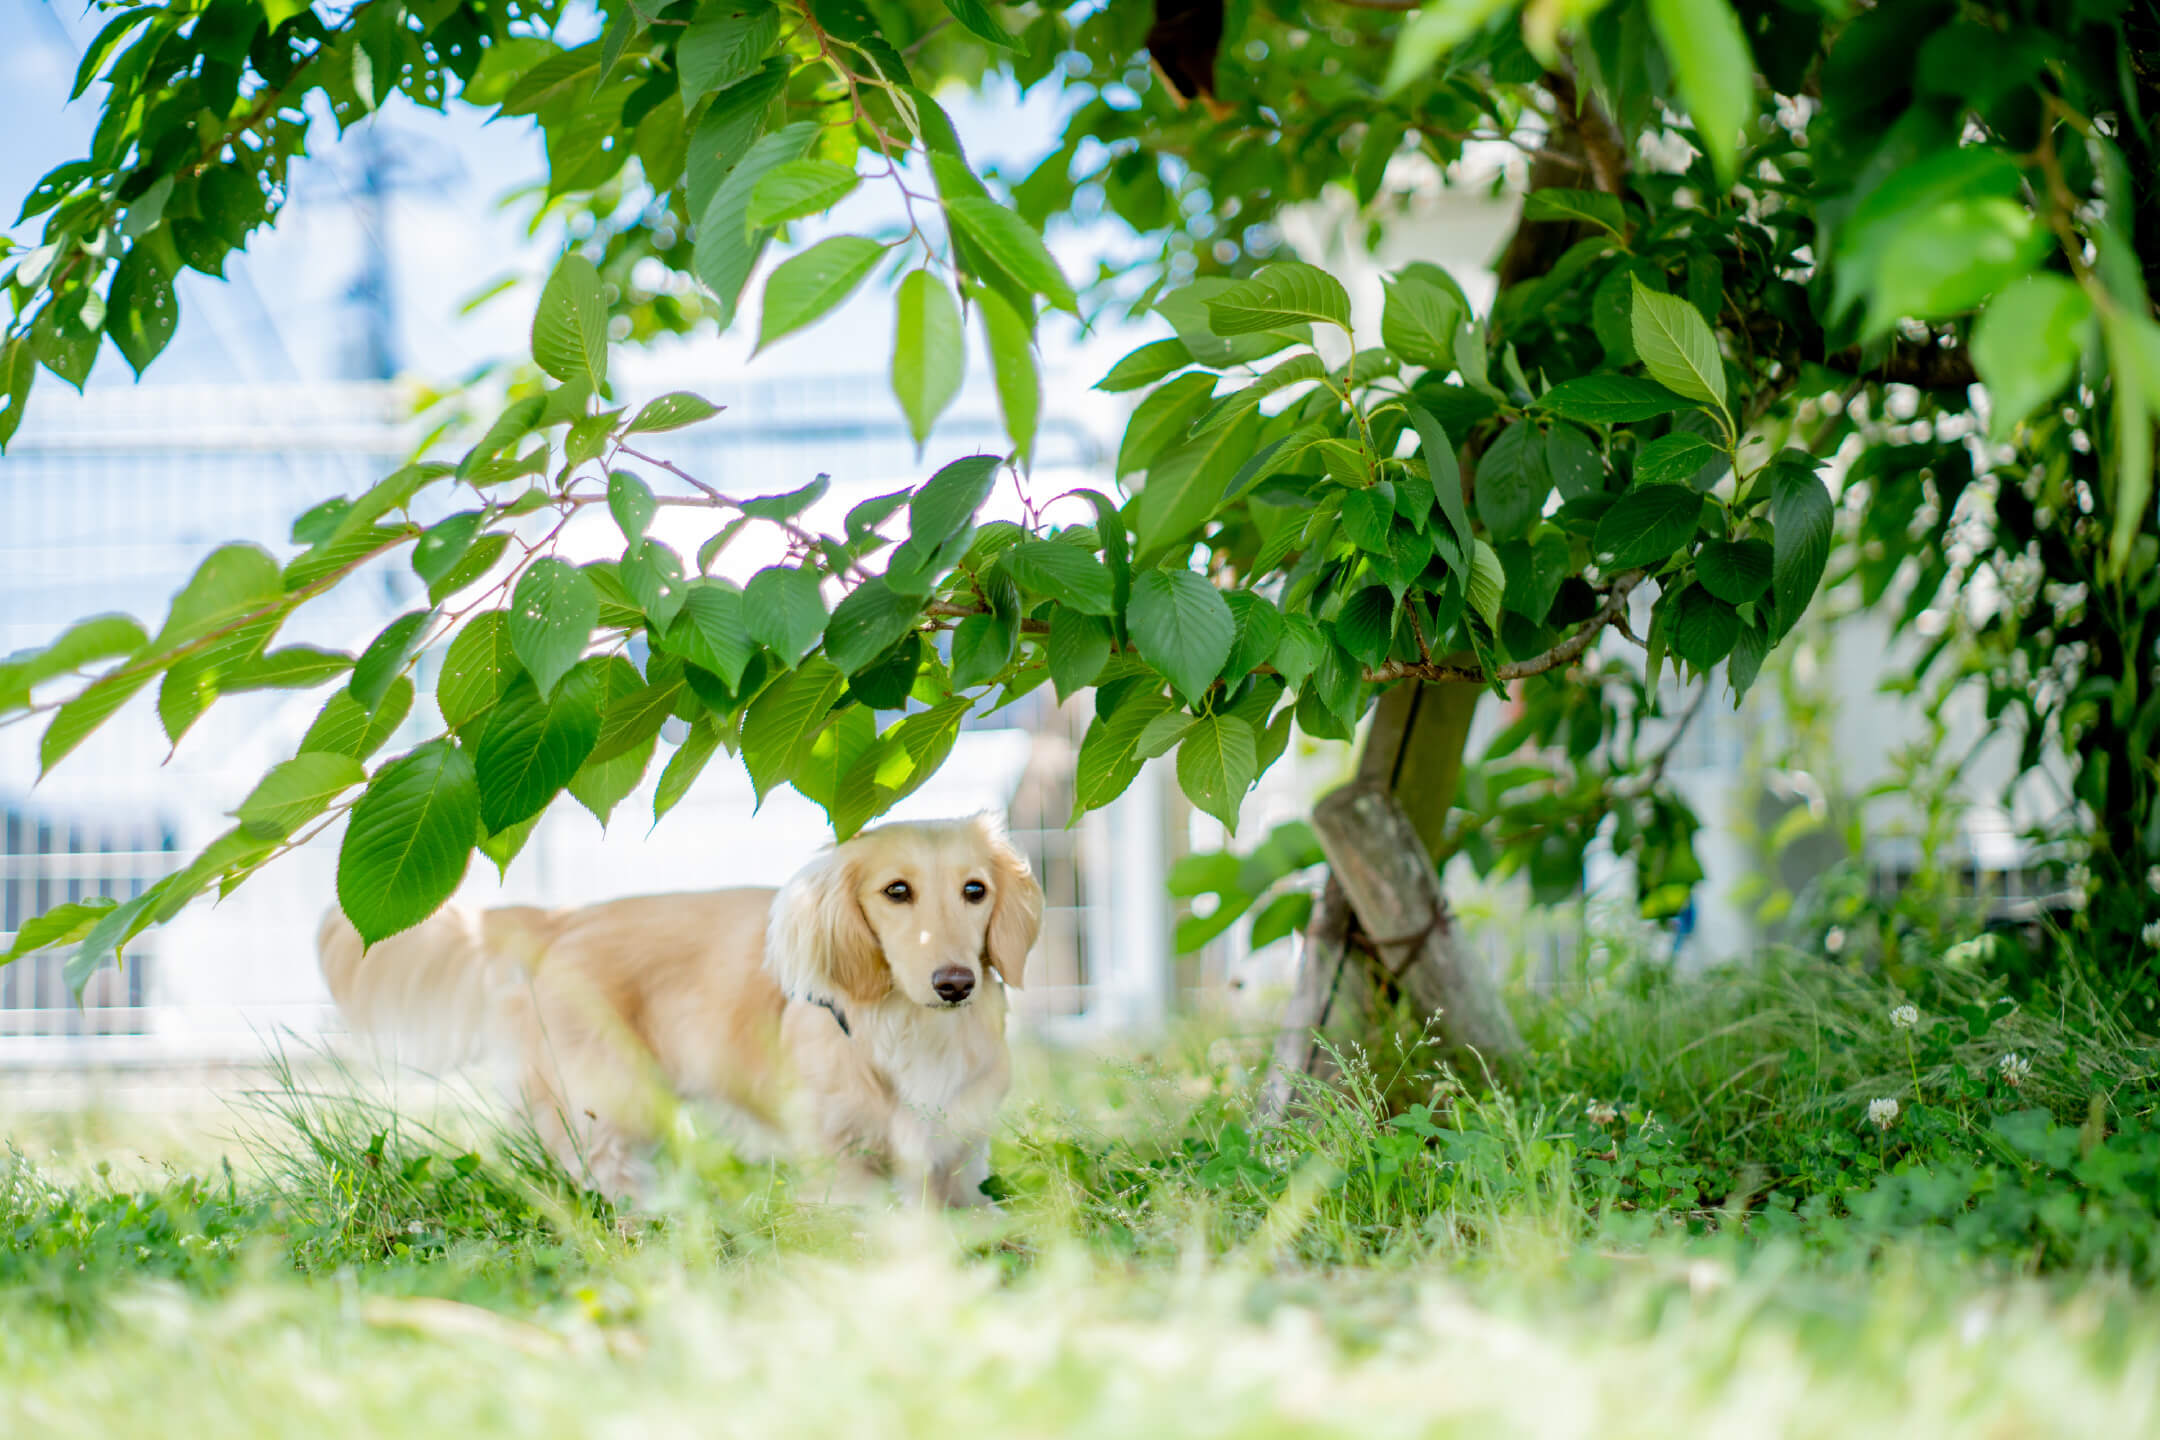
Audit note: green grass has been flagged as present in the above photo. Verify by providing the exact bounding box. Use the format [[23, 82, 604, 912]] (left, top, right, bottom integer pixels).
[[4, 940, 2160, 1435]]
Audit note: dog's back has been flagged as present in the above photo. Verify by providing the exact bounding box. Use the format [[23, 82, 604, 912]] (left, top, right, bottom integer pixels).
[[318, 902, 559, 1071]]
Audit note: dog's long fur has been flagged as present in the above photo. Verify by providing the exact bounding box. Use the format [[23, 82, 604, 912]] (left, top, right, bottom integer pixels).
[[318, 815, 1044, 1206]]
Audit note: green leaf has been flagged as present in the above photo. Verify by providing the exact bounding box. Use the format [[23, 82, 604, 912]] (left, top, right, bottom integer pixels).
[[1271, 616, 1322, 692], [336, 741, 480, 946], [3, 614, 146, 703], [891, 269, 965, 449], [1545, 424, 1603, 501], [695, 122, 820, 324], [938, 0, 1024, 50], [1466, 540, 1505, 633], [1135, 408, 1261, 556], [1500, 531, 1571, 621], [299, 679, 412, 761], [531, 252, 609, 393], [758, 235, 885, 351], [107, 246, 177, 376], [1726, 617, 1770, 704], [430, 534, 510, 605], [508, 558, 599, 699], [1475, 423, 1550, 541], [67, 883, 170, 997], [950, 611, 1017, 688], [1631, 279, 1728, 417], [1644, 0, 1755, 185], [1003, 540, 1115, 614], [1096, 337, 1194, 392], [0, 334, 34, 448], [226, 646, 354, 691], [1404, 403, 1472, 571], [1380, 276, 1463, 368], [626, 391, 723, 435], [2, 897, 116, 966], [1769, 453, 1833, 638], [910, 454, 1000, 550], [1669, 584, 1740, 671], [824, 577, 922, 674], [1072, 688, 1177, 819], [685, 59, 789, 218], [747, 159, 859, 227], [1594, 484, 1704, 570], [738, 474, 829, 521], [1974, 274, 2095, 442], [654, 716, 726, 826], [1177, 715, 1258, 833], [568, 725, 657, 829], [664, 580, 754, 690], [1223, 591, 1286, 679], [40, 671, 151, 777], [235, 753, 367, 837], [1384, 0, 1512, 93], [608, 471, 657, 545], [474, 665, 606, 832], [588, 679, 684, 769], [438, 612, 521, 734], [1048, 607, 1114, 702], [1249, 890, 1314, 950], [1696, 538, 1773, 604], [1520, 188, 1627, 236], [677, 0, 780, 98], [412, 512, 487, 588], [1334, 587, 1398, 667], [1205, 262, 1351, 336], [1118, 372, 1215, 480], [1537, 375, 1691, 424], [744, 565, 829, 665], [1128, 569, 1236, 706], [846, 634, 925, 709], [152, 543, 283, 650], [349, 609, 433, 713], [945, 196, 1076, 310], [740, 656, 848, 802], [1634, 432, 1723, 489], [979, 287, 1040, 466]]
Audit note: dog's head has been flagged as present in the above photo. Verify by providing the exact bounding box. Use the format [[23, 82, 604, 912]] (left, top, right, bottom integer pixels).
[[766, 813, 1044, 1012]]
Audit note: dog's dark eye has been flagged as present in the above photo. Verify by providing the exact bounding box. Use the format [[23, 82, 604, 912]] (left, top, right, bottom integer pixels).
[[882, 881, 913, 903], [962, 880, 987, 904]]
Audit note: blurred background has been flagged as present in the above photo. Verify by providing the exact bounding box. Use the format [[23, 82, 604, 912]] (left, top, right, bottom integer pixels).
[[0, 0, 2064, 1103]]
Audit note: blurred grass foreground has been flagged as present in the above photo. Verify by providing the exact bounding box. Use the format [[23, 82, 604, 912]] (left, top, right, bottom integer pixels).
[[4, 923, 2159, 1439]]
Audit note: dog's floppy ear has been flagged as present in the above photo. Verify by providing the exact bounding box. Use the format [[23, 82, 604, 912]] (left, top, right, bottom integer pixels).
[[767, 848, 890, 1007], [977, 815, 1044, 989]]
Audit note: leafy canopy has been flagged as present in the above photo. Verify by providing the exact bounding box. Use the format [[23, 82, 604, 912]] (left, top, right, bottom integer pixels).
[[2, 0, 2156, 976]]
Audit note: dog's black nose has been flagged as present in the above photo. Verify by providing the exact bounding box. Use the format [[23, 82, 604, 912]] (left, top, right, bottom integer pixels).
[[932, 967, 976, 1004]]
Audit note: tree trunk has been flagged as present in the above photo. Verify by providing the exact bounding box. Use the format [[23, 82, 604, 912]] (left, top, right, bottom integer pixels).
[[1311, 781, 1523, 1067], [1255, 66, 1626, 1119]]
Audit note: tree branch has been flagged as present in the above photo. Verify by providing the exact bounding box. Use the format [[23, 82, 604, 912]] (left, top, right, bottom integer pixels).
[[1364, 573, 1643, 685]]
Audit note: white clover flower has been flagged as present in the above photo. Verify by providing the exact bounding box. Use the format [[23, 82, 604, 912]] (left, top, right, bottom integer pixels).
[[2146, 864, 2160, 895], [1890, 1004, 1919, 1031], [1867, 1098, 1901, 1130], [1998, 1052, 2031, 1087], [2143, 920, 2160, 949], [1585, 1100, 1619, 1126], [1825, 927, 1847, 955]]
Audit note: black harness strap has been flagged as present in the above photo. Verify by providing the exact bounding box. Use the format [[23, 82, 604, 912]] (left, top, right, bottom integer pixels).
[[811, 995, 852, 1037]]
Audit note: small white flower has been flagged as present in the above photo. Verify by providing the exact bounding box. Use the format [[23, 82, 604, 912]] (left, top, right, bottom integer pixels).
[[1890, 1004, 1919, 1031], [1998, 1052, 2031, 1087], [1825, 927, 1847, 955], [2143, 920, 2160, 949], [1585, 1100, 1619, 1126], [1867, 1098, 1901, 1130], [2146, 865, 2160, 895]]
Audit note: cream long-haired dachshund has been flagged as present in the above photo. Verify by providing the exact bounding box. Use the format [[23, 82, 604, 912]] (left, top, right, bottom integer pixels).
[[317, 815, 1044, 1207]]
